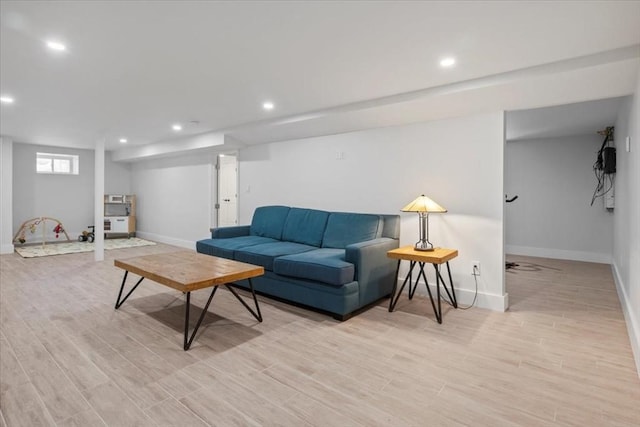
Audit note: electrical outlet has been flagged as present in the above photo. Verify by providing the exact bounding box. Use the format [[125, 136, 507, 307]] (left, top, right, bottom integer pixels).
[[471, 261, 481, 275]]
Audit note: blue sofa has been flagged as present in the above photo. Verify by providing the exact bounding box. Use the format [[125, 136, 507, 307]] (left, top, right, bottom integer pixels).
[[196, 206, 400, 320]]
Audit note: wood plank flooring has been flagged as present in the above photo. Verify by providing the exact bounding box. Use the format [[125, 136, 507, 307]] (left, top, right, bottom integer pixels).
[[1, 246, 638, 426]]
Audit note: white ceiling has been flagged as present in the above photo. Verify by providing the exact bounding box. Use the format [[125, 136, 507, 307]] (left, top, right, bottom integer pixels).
[[1, 1, 639, 155], [506, 97, 624, 142]]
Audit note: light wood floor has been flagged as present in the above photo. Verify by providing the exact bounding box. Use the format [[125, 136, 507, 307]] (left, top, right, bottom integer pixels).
[[1, 245, 638, 426]]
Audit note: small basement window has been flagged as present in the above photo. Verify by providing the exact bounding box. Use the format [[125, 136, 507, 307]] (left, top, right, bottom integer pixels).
[[36, 152, 79, 175]]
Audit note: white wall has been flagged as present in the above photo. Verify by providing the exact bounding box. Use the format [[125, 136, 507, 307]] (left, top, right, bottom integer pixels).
[[130, 151, 217, 248], [12, 143, 96, 241], [10, 143, 131, 242], [105, 150, 132, 195], [98, 113, 508, 311], [239, 112, 507, 311], [0, 137, 13, 253], [612, 74, 640, 376], [505, 135, 614, 263]]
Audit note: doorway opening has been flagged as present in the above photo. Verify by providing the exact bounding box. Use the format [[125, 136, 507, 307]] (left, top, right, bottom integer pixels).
[[216, 154, 238, 228], [504, 97, 622, 306]]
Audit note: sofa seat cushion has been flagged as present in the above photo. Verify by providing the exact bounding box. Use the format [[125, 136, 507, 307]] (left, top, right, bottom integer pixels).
[[196, 236, 278, 259], [273, 249, 355, 286], [322, 213, 382, 249], [234, 242, 316, 271], [250, 205, 291, 239], [282, 208, 330, 247]]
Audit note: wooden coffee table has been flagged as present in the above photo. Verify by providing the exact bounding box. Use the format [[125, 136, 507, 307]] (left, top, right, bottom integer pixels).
[[114, 251, 264, 350]]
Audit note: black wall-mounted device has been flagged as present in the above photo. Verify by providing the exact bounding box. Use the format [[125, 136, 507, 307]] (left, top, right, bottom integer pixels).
[[603, 146, 616, 174], [591, 126, 615, 206]]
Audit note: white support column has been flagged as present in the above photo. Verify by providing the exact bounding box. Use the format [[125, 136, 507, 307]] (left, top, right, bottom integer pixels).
[[0, 137, 14, 254], [94, 139, 105, 261]]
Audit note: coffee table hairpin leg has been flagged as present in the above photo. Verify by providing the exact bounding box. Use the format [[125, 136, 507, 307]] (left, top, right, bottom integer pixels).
[[115, 272, 263, 351], [224, 280, 262, 322], [115, 271, 145, 309], [184, 279, 262, 350], [184, 286, 218, 350]]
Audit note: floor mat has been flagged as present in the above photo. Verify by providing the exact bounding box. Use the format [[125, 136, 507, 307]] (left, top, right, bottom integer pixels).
[[14, 238, 156, 258]]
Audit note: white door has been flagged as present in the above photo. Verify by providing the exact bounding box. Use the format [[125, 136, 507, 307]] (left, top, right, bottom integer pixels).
[[217, 154, 238, 227]]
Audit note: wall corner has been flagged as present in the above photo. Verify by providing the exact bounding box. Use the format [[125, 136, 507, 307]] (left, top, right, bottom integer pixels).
[[0, 137, 14, 254]]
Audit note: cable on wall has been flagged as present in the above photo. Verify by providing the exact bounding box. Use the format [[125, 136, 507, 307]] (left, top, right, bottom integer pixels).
[[590, 126, 615, 206], [439, 265, 479, 310]]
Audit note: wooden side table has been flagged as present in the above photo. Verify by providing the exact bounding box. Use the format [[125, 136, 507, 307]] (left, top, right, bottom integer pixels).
[[387, 246, 458, 323]]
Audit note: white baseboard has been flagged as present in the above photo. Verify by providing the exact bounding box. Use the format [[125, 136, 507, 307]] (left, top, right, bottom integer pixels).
[[400, 281, 508, 312], [1, 243, 14, 254], [611, 262, 640, 378], [135, 231, 195, 250], [506, 245, 611, 264]]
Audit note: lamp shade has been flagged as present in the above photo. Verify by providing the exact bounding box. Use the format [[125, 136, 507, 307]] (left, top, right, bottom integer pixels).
[[401, 195, 447, 213]]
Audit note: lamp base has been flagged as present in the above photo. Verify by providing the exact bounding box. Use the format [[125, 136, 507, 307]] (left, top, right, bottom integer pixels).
[[414, 241, 435, 252]]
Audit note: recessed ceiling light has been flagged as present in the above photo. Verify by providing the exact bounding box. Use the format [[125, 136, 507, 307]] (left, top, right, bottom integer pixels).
[[119, 138, 128, 143], [0, 95, 15, 104], [439, 57, 456, 68], [172, 124, 182, 131], [262, 101, 274, 111], [46, 40, 67, 51]]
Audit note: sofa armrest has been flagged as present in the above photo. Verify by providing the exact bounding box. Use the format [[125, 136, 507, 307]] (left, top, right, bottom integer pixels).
[[345, 238, 400, 306], [210, 225, 250, 239]]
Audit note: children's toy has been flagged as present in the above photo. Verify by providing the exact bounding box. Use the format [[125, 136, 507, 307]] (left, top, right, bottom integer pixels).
[[53, 223, 64, 238], [78, 226, 95, 243], [13, 217, 72, 247]]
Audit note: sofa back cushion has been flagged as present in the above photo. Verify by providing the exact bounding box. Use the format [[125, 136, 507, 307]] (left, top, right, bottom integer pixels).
[[381, 214, 401, 239], [282, 208, 330, 247], [250, 206, 291, 239], [322, 213, 382, 249]]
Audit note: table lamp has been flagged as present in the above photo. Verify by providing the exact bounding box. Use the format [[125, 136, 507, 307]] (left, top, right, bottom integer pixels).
[[401, 194, 447, 251]]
